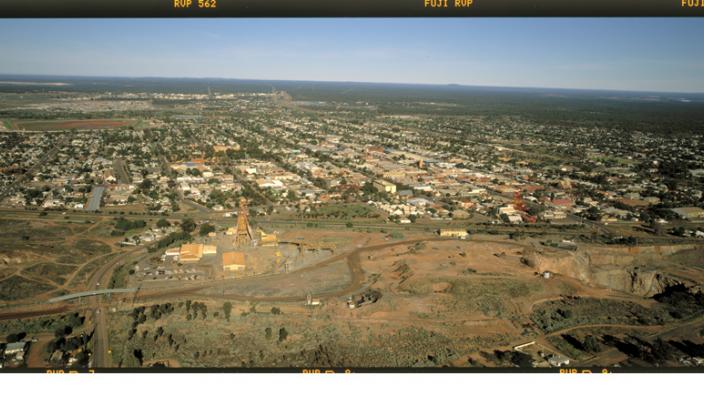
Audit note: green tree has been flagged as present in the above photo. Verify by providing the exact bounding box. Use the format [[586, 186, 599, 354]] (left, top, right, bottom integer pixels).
[[223, 302, 232, 321], [278, 327, 288, 342], [583, 335, 601, 353], [199, 223, 216, 236], [180, 218, 196, 233]]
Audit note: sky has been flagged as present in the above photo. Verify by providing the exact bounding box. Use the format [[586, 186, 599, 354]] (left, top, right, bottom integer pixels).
[[0, 18, 703, 92]]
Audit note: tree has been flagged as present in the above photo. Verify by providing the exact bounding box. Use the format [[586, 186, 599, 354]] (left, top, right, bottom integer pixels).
[[156, 218, 170, 228], [180, 218, 196, 233], [140, 179, 153, 191], [270, 307, 281, 315], [265, 327, 272, 340], [278, 327, 288, 342], [583, 335, 601, 353], [199, 223, 216, 236], [223, 302, 232, 321]]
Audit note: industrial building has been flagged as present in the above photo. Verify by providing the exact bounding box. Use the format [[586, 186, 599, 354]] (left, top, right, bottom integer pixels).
[[438, 228, 469, 239], [222, 251, 246, 271]]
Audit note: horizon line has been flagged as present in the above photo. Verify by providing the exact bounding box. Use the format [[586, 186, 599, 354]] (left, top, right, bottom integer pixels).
[[1, 72, 703, 96]]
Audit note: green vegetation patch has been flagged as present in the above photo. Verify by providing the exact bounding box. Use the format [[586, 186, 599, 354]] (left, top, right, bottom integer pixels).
[[109, 262, 133, 289], [0, 312, 85, 340], [0, 275, 55, 301], [73, 239, 112, 256], [531, 297, 666, 333], [22, 263, 78, 284]]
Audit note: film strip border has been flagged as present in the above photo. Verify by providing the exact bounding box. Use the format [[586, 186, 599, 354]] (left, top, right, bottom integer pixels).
[[0, 0, 702, 18]]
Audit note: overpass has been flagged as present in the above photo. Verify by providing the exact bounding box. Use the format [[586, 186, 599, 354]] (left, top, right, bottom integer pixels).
[[48, 288, 138, 303]]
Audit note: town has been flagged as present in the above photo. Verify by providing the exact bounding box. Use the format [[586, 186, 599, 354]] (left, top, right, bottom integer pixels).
[[0, 77, 703, 370]]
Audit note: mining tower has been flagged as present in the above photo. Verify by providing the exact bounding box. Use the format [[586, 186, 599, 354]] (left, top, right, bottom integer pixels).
[[235, 197, 254, 246]]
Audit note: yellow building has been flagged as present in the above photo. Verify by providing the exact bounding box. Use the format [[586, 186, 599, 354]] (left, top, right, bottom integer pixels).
[[179, 243, 204, 263], [258, 230, 278, 247], [222, 251, 246, 271], [373, 179, 397, 194], [438, 229, 469, 239]]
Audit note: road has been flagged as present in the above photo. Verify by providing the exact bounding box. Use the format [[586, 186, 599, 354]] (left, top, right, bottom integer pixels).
[[112, 158, 131, 184], [87, 246, 150, 368], [85, 185, 105, 211]]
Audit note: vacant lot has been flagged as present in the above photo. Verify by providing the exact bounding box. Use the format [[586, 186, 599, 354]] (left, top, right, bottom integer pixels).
[[0, 219, 117, 299], [0, 275, 54, 301], [23, 263, 78, 284]]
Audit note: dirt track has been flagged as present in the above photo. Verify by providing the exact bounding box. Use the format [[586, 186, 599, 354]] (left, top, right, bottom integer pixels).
[[0, 304, 69, 320]]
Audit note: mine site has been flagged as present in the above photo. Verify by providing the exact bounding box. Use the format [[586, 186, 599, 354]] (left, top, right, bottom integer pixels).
[[0, 74, 703, 371]]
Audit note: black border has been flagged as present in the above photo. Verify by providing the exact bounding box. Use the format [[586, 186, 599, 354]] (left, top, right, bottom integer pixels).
[[0, 0, 702, 18]]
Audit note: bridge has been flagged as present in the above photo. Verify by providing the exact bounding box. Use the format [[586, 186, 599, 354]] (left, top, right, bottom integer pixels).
[[48, 288, 138, 303]]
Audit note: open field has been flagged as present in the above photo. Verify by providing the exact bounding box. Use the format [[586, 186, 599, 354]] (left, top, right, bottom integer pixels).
[[9, 118, 136, 131], [0, 219, 120, 303]]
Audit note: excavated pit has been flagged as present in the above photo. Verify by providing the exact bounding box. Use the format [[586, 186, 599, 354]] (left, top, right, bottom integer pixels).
[[523, 244, 704, 297]]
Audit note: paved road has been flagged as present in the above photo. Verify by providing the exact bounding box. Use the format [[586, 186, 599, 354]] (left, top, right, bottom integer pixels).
[[85, 186, 105, 211]]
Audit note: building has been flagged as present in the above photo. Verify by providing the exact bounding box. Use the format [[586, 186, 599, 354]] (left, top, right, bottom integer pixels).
[[305, 293, 321, 307], [203, 245, 217, 255], [179, 243, 204, 263], [222, 251, 246, 271], [4, 341, 27, 361], [548, 355, 570, 367], [258, 230, 278, 247], [540, 210, 567, 221], [438, 228, 469, 239], [671, 207, 704, 220], [373, 179, 397, 194]]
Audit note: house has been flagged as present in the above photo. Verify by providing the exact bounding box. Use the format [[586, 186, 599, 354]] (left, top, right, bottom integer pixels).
[[540, 210, 567, 221], [506, 214, 523, 224], [4, 341, 27, 361], [408, 197, 432, 207], [548, 355, 570, 367], [305, 294, 321, 307], [398, 189, 414, 199], [164, 248, 180, 257]]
